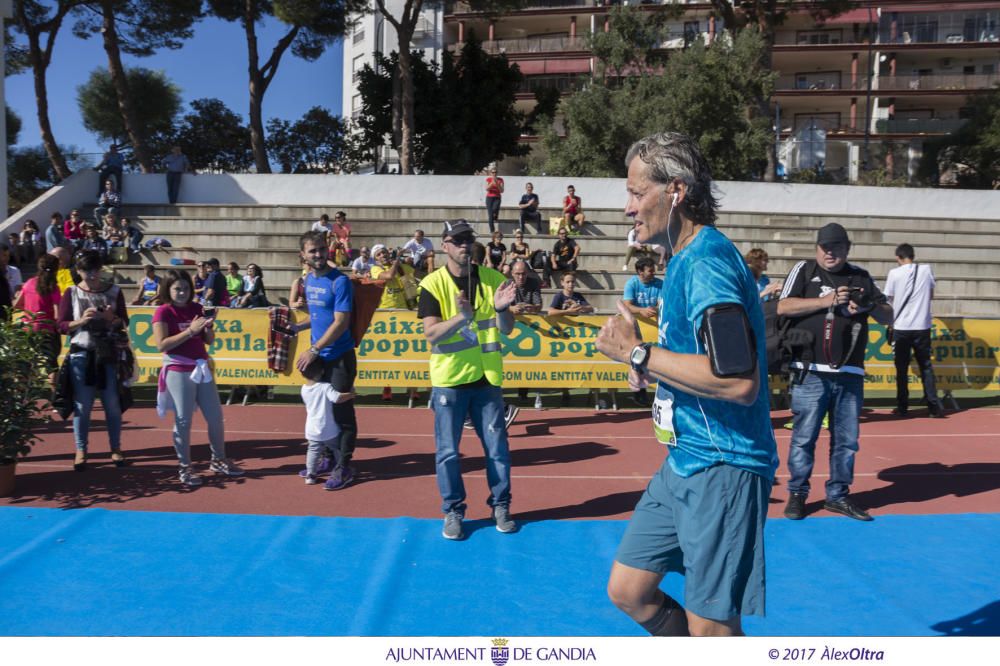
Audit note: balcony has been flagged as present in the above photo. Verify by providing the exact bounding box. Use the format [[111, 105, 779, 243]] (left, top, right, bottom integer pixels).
[[875, 118, 968, 134], [875, 73, 1000, 92], [446, 0, 597, 14], [516, 74, 588, 94], [450, 35, 588, 56], [775, 74, 860, 92]]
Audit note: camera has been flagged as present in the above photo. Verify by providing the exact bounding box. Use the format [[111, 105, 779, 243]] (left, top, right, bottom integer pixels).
[[848, 287, 873, 311], [203, 307, 217, 318]]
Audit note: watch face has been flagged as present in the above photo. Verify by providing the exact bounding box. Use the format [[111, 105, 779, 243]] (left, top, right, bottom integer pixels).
[[631, 345, 647, 366]]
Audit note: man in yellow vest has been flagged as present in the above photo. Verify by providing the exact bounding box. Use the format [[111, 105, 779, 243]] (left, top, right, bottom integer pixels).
[[418, 219, 518, 540]]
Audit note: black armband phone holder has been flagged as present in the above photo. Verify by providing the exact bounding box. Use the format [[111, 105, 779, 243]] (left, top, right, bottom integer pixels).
[[699, 303, 757, 378]]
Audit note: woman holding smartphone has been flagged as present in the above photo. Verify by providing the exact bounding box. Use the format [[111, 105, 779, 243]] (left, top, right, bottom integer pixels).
[[57, 250, 129, 471], [152, 269, 244, 486]]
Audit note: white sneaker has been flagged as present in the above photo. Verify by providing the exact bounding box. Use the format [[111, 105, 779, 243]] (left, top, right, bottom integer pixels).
[[179, 465, 202, 487], [304, 475, 319, 485], [210, 458, 245, 477]]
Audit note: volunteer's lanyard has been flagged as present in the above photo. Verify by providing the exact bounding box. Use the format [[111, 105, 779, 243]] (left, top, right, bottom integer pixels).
[[817, 267, 854, 369]]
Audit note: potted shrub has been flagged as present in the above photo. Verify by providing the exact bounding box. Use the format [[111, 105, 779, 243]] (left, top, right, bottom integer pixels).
[[0, 311, 52, 496]]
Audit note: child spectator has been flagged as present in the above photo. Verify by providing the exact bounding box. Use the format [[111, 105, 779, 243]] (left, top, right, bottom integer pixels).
[[193, 261, 209, 304], [548, 272, 593, 316], [562, 184, 585, 232], [132, 264, 162, 305], [299, 360, 354, 485], [80, 224, 109, 262], [311, 213, 333, 239], [486, 230, 507, 272], [225, 262, 243, 302], [94, 179, 121, 224], [63, 210, 86, 249], [120, 217, 144, 255]]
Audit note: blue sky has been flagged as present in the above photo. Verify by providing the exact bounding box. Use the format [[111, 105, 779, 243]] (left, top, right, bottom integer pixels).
[[6, 14, 345, 166]]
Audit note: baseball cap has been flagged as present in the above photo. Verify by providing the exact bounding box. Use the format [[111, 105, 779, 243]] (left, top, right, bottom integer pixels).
[[816, 222, 850, 245], [442, 219, 475, 241], [371, 243, 387, 256]]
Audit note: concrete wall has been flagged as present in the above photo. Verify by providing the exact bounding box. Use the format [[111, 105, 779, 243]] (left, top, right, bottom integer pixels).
[[6, 172, 1000, 237]]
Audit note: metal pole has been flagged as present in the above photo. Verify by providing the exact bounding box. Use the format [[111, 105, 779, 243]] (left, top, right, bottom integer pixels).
[[774, 102, 781, 178], [863, 6, 875, 172]]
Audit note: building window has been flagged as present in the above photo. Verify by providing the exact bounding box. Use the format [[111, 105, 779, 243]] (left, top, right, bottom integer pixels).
[[353, 28, 365, 44]]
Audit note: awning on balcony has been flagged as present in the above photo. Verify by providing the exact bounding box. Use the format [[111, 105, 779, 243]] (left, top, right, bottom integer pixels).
[[824, 8, 876, 25], [514, 58, 590, 76]]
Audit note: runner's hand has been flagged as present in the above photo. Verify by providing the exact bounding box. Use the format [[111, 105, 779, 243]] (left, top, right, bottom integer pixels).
[[596, 300, 642, 364]]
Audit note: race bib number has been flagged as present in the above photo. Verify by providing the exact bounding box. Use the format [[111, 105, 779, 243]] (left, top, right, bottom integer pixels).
[[652, 383, 676, 447]]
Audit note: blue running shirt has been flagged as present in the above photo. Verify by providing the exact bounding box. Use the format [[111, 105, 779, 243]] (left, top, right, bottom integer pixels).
[[623, 275, 663, 310], [304, 269, 354, 361], [655, 226, 777, 480]]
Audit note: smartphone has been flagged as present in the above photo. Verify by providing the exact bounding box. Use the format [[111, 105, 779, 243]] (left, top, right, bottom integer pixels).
[[203, 307, 217, 318]]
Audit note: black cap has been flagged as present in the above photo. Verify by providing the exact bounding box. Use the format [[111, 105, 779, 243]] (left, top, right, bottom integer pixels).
[[442, 219, 475, 240], [816, 222, 850, 245]]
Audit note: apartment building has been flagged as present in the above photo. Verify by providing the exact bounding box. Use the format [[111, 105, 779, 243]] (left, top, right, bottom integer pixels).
[[343, 1, 1000, 181]]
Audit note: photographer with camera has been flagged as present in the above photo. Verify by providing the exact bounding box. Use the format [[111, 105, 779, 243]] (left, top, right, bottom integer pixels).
[[371, 243, 419, 403], [777, 223, 892, 522]]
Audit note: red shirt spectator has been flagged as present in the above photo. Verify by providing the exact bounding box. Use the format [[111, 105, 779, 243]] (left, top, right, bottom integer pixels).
[[63, 211, 85, 241], [486, 174, 504, 198], [152, 301, 211, 361]]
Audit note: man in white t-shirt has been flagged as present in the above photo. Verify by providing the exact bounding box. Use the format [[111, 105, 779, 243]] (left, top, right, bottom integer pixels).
[[623, 220, 666, 270], [311, 214, 333, 238], [883, 243, 943, 418], [351, 246, 374, 277], [403, 229, 435, 272]]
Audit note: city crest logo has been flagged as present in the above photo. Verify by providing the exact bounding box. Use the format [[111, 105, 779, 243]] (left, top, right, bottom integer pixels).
[[490, 638, 509, 666]]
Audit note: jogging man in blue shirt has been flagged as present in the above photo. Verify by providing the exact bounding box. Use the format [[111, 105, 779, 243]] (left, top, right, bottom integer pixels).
[[295, 230, 357, 490], [596, 132, 777, 636]]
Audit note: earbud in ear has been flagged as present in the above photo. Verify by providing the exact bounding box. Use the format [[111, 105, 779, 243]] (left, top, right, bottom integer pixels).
[[671, 192, 679, 204]]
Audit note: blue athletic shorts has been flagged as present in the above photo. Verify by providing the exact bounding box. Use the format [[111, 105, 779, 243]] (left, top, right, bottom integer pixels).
[[615, 461, 770, 621]]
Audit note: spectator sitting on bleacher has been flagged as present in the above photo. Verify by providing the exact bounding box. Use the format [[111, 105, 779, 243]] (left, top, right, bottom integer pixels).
[[235, 263, 268, 308], [80, 224, 109, 262], [486, 231, 507, 272], [20, 220, 43, 265], [7, 234, 22, 266], [193, 261, 209, 304], [624, 219, 666, 271], [63, 209, 86, 250], [46, 212, 66, 251], [548, 271, 593, 316], [622, 257, 662, 320], [508, 230, 530, 269], [94, 179, 122, 225], [1, 242, 22, 300], [351, 246, 374, 277], [120, 217, 143, 255], [509, 258, 542, 315], [562, 184, 585, 232], [546, 227, 579, 287], [95, 144, 124, 196], [132, 264, 162, 305], [745, 248, 782, 302], [102, 212, 126, 247], [518, 182, 541, 234], [312, 213, 333, 239], [225, 262, 243, 302], [403, 229, 435, 273], [203, 257, 231, 307]]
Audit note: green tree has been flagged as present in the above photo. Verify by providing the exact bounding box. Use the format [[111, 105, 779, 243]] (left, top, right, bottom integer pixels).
[[540, 28, 775, 180], [8, 144, 90, 212], [704, 0, 852, 181], [351, 37, 527, 174], [76, 67, 181, 158], [266, 106, 346, 174], [919, 87, 1000, 189], [12, 0, 87, 180], [173, 98, 254, 173], [6, 106, 22, 147], [206, 0, 367, 173], [73, 0, 202, 172]]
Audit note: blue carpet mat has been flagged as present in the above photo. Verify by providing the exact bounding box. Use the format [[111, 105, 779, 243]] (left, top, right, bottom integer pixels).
[[1, 507, 998, 636]]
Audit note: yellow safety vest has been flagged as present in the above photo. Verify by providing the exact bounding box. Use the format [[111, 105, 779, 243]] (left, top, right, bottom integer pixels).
[[421, 265, 506, 387]]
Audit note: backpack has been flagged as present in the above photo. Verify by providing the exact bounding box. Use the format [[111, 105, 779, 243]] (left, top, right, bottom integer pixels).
[[763, 263, 816, 377]]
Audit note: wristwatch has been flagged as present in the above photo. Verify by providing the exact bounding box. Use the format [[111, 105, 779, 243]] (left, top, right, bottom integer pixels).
[[630, 343, 652, 373], [308, 346, 320, 355]]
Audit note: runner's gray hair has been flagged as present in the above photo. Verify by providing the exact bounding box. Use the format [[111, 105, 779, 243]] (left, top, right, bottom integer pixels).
[[625, 132, 718, 227]]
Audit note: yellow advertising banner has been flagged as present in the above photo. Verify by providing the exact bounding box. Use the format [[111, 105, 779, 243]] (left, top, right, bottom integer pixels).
[[116, 309, 999, 391]]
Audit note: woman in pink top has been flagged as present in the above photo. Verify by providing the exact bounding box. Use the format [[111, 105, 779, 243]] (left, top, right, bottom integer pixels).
[[13, 254, 62, 385], [152, 269, 244, 487]]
